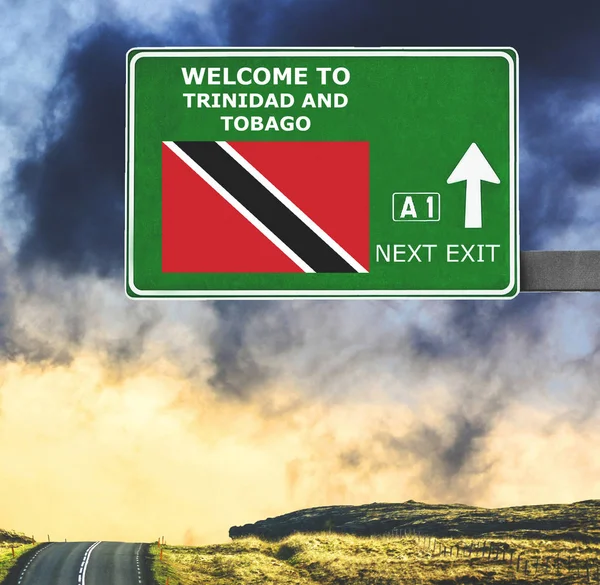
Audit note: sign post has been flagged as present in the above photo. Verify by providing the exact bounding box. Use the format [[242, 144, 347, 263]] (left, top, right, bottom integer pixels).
[[126, 47, 518, 299]]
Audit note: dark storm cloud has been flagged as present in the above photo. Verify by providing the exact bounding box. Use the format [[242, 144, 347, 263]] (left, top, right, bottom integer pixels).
[[208, 300, 302, 397], [520, 84, 600, 250], [328, 402, 500, 500], [395, 411, 492, 495], [208, 301, 272, 396], [6, 20, 284, 394], [257, 0, 600, 79], [409, 294, 548, 360], [12, 0, 600, 277], [103, 305, 162, 364], [13, 26, 146, 277], [0, 243, 17, 359], [6, 1, 600, 408], [10, 18, 218, 278]]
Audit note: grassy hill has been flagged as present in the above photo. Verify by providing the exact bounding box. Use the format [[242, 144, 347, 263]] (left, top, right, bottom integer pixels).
[[151, 500, 600, 584], [229, 499, 600, 542], [0, 530, 35, 582]]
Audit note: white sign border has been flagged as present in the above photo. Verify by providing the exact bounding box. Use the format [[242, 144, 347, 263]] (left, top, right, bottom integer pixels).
[[126, 48, 519, 299]]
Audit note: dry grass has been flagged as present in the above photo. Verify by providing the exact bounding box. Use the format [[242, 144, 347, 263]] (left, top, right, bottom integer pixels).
[[150, 533, 600, 585]]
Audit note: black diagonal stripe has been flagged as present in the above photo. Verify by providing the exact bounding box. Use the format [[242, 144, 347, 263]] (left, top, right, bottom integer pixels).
[[174, 141, 358, 273]]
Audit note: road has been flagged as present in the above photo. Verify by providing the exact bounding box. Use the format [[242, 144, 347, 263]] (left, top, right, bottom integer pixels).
[[7, 541, 149, 585]]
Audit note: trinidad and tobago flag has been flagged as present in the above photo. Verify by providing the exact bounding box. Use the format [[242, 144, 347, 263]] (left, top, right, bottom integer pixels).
[[162, 141, 370, 274]]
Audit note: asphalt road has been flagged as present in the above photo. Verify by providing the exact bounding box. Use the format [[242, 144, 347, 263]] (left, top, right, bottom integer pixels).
[[9, 541, 148, 585]]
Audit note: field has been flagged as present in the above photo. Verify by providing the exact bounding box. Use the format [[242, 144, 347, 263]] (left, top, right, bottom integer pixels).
[[150, 500, 600, 584], [0, 530, 35, 583], [150, 533, 600, 584]]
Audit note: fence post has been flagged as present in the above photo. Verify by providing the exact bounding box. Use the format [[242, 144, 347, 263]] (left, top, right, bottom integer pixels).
[[11, 546, 14, 558]]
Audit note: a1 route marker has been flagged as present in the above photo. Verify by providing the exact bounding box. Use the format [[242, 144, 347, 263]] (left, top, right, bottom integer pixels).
[[126, 47, 519, 299]]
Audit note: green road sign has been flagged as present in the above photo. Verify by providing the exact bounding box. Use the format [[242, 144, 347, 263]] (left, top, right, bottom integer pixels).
[[126, 47, 519, 299]]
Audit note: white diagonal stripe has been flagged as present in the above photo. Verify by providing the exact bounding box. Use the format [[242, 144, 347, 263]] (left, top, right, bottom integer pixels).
[[217, 140, 369, 274], [164, 141, 315, 273]]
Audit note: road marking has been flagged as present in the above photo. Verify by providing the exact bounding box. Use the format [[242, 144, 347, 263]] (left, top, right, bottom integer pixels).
[[79, 541, 101, 585], [135, 543, 143, 584], [17, 543, 52, 584]]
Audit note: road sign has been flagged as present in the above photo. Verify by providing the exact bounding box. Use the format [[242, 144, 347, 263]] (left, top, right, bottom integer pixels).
[[126, 47, 519, 299]]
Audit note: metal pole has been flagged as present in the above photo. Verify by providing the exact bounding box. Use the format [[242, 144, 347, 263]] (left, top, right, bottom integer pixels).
[[521, 251, 600, 292]]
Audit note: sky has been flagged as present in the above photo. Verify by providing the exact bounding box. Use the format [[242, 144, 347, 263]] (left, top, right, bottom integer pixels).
[[0, 0, 599, 545]]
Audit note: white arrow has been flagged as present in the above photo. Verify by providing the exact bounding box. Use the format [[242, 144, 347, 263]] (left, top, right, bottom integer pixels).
[[447, 143, 500, 229]]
